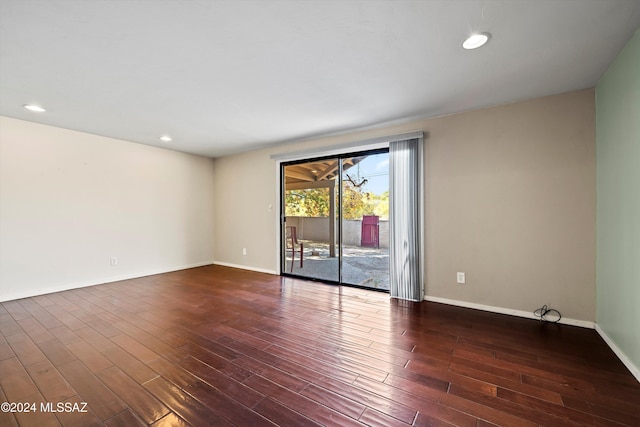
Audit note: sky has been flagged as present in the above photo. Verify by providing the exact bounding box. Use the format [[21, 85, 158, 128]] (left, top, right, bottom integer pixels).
[[344, 152, 389, 196]]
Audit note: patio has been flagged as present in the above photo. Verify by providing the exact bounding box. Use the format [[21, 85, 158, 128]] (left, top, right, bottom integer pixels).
[[284, 240, 390, 290]]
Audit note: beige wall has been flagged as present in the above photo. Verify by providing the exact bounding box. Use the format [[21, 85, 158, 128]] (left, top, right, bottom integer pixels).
[[426, 90, 595, 321], [213, 89, 595, 321], [0, 117, 215, 301], [213, 148, 278, 272]]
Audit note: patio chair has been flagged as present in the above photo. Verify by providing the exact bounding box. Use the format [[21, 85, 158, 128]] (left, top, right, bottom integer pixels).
[[285, 226, 303, 272]]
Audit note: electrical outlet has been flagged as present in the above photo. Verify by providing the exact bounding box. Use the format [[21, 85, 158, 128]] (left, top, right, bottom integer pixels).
[[242, 248, 247, 256], [110, 257, 118, 266], [456, 272, 465, 284]]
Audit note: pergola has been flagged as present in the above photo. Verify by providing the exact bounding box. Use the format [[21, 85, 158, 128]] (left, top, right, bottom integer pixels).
[[284, 156, 365, 257]]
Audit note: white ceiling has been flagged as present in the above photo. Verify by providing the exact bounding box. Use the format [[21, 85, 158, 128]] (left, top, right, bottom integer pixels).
[[1, 0, 639, 158]]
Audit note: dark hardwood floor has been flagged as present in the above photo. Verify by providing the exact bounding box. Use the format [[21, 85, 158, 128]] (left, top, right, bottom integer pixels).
[[1, 265, 638, 426]]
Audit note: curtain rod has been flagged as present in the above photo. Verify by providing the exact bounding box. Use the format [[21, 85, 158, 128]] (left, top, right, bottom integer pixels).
[[270, 131, 424, 161]]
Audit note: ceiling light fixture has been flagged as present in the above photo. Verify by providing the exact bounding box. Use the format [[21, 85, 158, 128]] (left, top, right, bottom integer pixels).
[[160, 135, 172, 142], [462, 33, 490, 50], [23, 104, 46, 112]]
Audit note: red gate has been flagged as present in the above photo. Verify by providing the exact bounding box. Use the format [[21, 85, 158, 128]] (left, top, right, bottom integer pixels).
[[361, 215, 379, 248]]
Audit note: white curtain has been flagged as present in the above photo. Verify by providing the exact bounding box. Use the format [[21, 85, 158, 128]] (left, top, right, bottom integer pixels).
[[389, 138, 423, 301]]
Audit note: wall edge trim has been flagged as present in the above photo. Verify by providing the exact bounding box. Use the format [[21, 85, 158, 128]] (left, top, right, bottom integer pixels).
[[213, 261, 277, 275], [0, 261, 214, 302], [595, 324, 640, 383], [424, 295, 595, 329]]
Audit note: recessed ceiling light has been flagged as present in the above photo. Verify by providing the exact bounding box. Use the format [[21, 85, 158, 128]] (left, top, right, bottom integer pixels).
[[160, 135, 172, 142], [462, 33, 490, 50], [23, 104, 46, 112]]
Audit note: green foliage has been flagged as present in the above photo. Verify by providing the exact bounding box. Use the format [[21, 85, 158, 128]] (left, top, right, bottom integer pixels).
[[285, 184, 388, 220], [373, 191, 389, 219], [341, 180, 367, 220], [285, 188, 330, 217]]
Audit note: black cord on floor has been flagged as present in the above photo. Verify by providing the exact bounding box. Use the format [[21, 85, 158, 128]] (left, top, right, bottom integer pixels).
[[533, 305, 562, 323]]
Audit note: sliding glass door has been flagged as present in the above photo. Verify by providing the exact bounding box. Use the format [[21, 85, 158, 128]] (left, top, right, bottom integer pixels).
[[340, 152, 389, 290], [282, 157, 340, 282], [281, 149, 389, 291]]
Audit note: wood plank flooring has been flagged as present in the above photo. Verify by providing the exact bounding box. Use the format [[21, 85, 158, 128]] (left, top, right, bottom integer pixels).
[[1, 265, 639, 426]]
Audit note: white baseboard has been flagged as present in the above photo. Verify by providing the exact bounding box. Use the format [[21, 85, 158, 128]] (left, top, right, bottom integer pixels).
[[0, 261, 214, 302], [423, 295, 595, 329], [595, 324, 640, 382], [212, 261, 277, 275], [424, 296, 639, 383]]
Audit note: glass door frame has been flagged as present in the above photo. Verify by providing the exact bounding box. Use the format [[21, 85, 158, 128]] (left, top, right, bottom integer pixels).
[[280, 147, 389, 291]]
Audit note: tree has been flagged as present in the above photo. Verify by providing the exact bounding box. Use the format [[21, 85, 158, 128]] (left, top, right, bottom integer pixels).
[[285, 170, 388, 220], [341, 180, 368, 220], [373, 191, 389, 219], [285, 186, 389, 220], [285, 188, 330, 217]]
